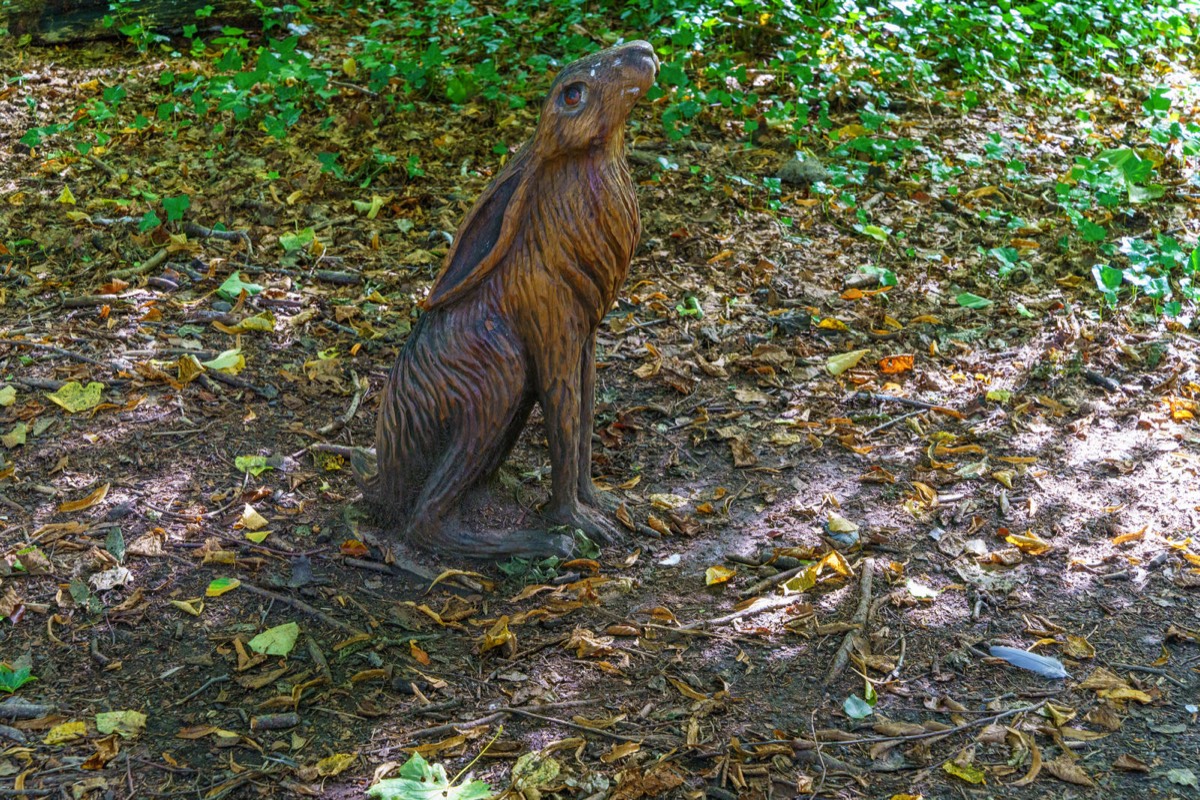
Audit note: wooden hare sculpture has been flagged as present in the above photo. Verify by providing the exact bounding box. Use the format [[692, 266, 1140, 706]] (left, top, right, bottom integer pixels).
[[356, 41, 659, 558]]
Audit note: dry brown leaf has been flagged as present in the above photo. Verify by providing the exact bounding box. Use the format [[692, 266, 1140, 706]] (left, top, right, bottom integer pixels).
[[1044, 756, 1096, 787]]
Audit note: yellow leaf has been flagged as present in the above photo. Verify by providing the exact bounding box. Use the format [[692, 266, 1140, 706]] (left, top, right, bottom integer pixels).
[[316, 753, 356, 777], [58, 482, 110, 513], [827, 349, 870, 376], [45, 721, 87, 745], [942, 760, 986, 784], [57, 186, 76, 205], [1006, 531, 1052, 555], [480, 615, 515, 653], [45, 381, 105, 413], [1064, 635, 1095, 659], [239, 504, 269, 531], [649, 493, 689, 510], [705, 565, 736, 585], [170, 598, 204, 616]]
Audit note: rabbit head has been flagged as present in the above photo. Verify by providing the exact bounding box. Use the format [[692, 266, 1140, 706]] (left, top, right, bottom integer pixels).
[[421, 41, 657, 310], [533, 40, 659, 158]]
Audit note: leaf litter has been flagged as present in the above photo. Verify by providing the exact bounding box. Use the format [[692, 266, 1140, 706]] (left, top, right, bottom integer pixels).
[[0, 7, 1199, 800]]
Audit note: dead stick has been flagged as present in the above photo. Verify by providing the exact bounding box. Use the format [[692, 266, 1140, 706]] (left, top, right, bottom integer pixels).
[[0, 338, 110, 367], [504, 707, 642, 742], [847, 391, 950, 412], [680, 594, 799, 631], [240, 582, 361, 634], [318, 371, 367, 434], [823, 557, 875, 686], [739, 564, 806, 598], [62, 295, 124, 308], [864, 409, 926, 437]]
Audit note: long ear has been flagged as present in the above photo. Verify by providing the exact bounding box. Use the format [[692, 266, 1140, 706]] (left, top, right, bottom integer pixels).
[[422, 152, 529, 310]]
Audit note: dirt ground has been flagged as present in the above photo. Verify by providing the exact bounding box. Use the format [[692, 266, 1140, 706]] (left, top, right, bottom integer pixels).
[[1, 19, 1199, 800]]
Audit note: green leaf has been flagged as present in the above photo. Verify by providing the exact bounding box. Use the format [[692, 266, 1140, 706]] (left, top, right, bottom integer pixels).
[[200, 349, 244, 374], [843, 694, 873, 719], [138, 210, 161, 232], [279, 228, 316, 253], [248, 621, 300, 656], [163, 194, 190, 222], [857, 264, 897, 287], [675, 296, 703, 318], [217, 271, 263, 300], [105, 526, 125, 563], [858, 224, 889, 243], [0, 664, 37, 693], [235, 455, 274, 477], [368, 753, 493, 800], [955, 293, 993, 309]]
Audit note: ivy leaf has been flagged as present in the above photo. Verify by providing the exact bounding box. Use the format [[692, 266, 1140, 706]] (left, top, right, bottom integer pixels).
[[217, 271, 263, 301], [0, 664, 37, 694], [955, 292, 993, 309], [368, 752, 493, 800]]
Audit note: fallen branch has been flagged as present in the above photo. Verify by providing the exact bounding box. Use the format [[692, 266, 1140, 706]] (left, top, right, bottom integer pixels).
[[864, 409, 926, 437], [183, 222, 254, 255], [240, 582, 362, 634], [0, 338, 109, 368], [61, 294, 125, 308], [823, 557, 875, 686], [846, 391, 956, 414], [317, 371, 367, 435], [739, 564, 806, 598], [680, 594, 800, 631]]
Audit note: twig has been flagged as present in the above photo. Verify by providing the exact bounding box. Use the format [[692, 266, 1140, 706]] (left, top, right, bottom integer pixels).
[[823, 557, 875, 686], [864, 409, 925, 437], [108, 247, 168, 279], [183, 222, 254, 255], [739, 564, 807, 598], [1114, 662, 1188, 689], [85, 153, 119, 178], [175, 674, 230, 706], [847, 391, 949, 412], [203, 369, 278, 400], [240, 582, 362, 634], [330, 79, 379, 96], [62, 294, 124, 308], [402, 700, 597, 744], [318, 371, 367, 434], [407, 712, 508, 742], [680, 594, 800, 631], [504, 707, 642, 742], [0, 338, 109, 367], [309, 443, 366, 458], [812, 698, 1050, 747]]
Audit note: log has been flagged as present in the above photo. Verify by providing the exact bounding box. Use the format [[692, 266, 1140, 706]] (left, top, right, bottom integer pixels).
[[7, 0, 262, 44]]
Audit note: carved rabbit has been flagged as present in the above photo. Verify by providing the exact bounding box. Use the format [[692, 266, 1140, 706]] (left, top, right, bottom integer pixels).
[[355, 41, 658, 558]]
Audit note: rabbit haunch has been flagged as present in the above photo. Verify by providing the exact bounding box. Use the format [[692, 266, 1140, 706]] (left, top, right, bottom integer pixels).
[[355, 41, 658, 558]]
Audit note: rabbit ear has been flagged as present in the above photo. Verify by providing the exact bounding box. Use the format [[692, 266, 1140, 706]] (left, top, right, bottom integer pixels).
[[423, 154, 528, 310]]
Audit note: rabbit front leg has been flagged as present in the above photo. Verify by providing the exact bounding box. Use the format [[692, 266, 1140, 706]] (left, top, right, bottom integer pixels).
[[538, 341, 622, 545], [577, 331, 618, 513]]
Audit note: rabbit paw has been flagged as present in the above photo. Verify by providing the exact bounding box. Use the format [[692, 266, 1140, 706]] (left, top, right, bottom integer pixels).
[[579, 482, 620, 513], [549, 502, 624, 546]]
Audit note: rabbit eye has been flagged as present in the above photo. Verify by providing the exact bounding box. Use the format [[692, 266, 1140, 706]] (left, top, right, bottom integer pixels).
[[562, 83, 585, 107]]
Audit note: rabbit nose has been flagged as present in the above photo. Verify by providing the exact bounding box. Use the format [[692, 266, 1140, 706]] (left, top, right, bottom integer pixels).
[[625, 40, 660, 75]]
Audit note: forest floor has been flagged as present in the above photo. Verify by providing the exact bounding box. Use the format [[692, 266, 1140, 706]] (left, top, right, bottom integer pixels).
[[1, 13, 1199, 800]]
